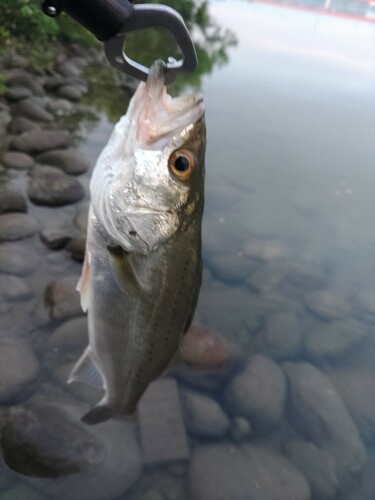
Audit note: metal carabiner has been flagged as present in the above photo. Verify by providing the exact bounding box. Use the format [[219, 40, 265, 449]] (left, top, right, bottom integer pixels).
[[104, 4, 197, 85]]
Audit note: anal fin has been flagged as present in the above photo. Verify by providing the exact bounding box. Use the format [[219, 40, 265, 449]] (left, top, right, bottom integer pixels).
[[68, 347, 103, 388]]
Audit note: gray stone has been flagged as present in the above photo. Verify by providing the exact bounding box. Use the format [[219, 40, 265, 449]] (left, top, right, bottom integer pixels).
[[47, 317, 88, 360], [305, 289, 348, 321], [8, 116, 40, 134], [46, 98, 74, 116], [5, 70, 44, 95], [243, 240, 287, 262], [283, 362, 367, 485], [286, 260, 329, 292], [56, 85, 83, 101], [230, 417, 252, 443], [1, 404, 105, 477], [0, 242, 38, 276], [11, 129, 70, 154], [0, 213, 39, 241], [44, 275, 82, 320], [0, 453, 16, 491], [208, 253, 256, 284], [58, 61, 81, 78], [37, 148, 89, 175], [0, 483, 44, 500], [0, 275, 32, 300], [11, 98, 53, 122], [263, 312, 302, 360], [66, 235, 86, 261], [28, 167, 84, 206], [5, 86, 32, 102], [0, 109, 11, 136], [245, 261, 287, 293], [4, 54, 29, 69], [74, 206, 88, 233], [2, 151, 34, 169], [182, 389, 230, 438], [352, 289, 375, 324], [223, 355, 286, 433], [40, 228, 72, 250], [339, 450, 375, 500], [285, 439, 339, 500], [189, 443, 311, 500], [0, 337, 40, 402], [43, 75, 77, 91], [305, 319, 368, 361], [0, 189, 27, 213]]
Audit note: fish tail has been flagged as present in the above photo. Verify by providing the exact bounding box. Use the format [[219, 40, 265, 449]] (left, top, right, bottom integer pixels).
[[81, 405, 113, 425]]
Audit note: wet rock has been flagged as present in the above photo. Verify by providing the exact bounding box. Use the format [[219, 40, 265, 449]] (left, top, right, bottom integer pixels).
[[66, 235, 86, 261], [5, 86, 33, 102], [28, 166, 84, 206], [283, 361, 367, 485], [189, 443, 310, 500], [182, 390, 230, 438], [11, 129, 69, 154], [5, 70, 44, 95], [0, 213, 39, 241], [0, 275, 32, 300], [37, 148, 89, 175], [44, 275, 82, 320], [56, 85, 83, 101], [305, 289, 348, 321], [8, 116, 40, 134], [11, 97, 53, 122], [0, 189, 27, 213], [47, 317, 88, 361], [223, 355, 286, 433], [230, 417, 252, 443], [285, 439, 339, 500], [2, 151, 34, 169], [0, 337, 40, 402], [263, 312, 302, 360], [305, 319, 368, 361], [352, 289, 375, 324], [326, 366, 375, 444], [1, 404, 104, 477], [40, 228, 72, 250], [0, 242, 38, 276], [208, 253, 256, 284], [74, 206, 89, 233]]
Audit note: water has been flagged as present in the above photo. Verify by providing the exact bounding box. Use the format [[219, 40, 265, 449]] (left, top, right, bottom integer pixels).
[[1, 1, 375, 499]]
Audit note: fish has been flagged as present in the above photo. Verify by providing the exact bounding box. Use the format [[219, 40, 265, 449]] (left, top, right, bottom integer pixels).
[[68, 60, 206, 425]]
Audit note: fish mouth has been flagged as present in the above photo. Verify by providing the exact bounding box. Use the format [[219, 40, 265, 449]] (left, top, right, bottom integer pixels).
[[128, 60, 205, 150]]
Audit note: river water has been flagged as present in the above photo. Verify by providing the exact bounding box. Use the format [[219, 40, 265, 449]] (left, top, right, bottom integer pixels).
[[1, 1, 375, 499]]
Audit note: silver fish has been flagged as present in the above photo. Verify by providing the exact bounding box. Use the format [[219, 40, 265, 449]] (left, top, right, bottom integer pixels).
[[68, 61, 206, 425]]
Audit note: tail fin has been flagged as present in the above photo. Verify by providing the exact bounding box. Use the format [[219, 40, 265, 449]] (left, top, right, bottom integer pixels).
[[81, 405, 113, 425]]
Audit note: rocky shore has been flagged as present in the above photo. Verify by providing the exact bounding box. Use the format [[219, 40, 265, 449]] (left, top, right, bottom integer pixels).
[[0, 46, 374, 500]]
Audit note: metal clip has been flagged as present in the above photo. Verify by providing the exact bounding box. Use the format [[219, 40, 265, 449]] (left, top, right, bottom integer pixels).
[[104, 4, 197, 85]]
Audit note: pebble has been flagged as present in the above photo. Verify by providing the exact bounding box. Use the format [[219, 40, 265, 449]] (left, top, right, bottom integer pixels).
[[0, 275, 32, 301], [0, 189, 27, 213], [58, 61, 81, 78], [8, 116, 40, 134], [11, 97, 53, 122], [283, 361, 367, 486], [36, 148, 90, 175], [0, 242, 38, 276], [182, 389, 230, 438], [208, 253, 256, 284], [0, 213, 39, 241], [40, 228, 72, 250], [5, 70, 44, 95], [285, 439, 339, 500], [2, 151, 34, 169], [305, 319, 368, 361], [44, 275, 82, 320], [11, 129, 70, 154], [28, 166, 85, 206], [245, 261, 286, 293], [5, 86, 33, 102], [189, 443, 311, 500], [0, 337, 40, 402], [305, 289, 348, 321], [223, 355, 286, 433], [263, 312, 302, 360], [352, 289, 375, 324], [230, 417, 252, 443], [56, 85, 83, 101], [66, 235, 86, 261]]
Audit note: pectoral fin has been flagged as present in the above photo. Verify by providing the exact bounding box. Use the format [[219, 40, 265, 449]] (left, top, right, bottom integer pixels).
[[108, 246, 148, 301], [68, 347, 103, 388], [77, 251, 91, 312]]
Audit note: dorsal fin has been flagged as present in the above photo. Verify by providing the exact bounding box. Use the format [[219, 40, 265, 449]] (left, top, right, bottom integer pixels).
[[107, 246, 148, 301], [68, 348, 104, 388]]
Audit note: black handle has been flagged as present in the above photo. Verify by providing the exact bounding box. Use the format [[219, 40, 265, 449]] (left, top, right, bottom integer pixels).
[[42, 0, 134, 41]]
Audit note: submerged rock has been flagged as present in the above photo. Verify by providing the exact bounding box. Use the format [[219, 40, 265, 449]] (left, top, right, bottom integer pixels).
[[44, 276, 82, 320], [0, 213, 39, 241], [0, 242, 38, 276], [0, 275, 32, 301], [47, 317, 88, 361], [28, 166, 84, 206], [11, 129, 69, 154], [305, 289, 348, 321], [66, 235, 86, 261], [263, 312, 302, 360]]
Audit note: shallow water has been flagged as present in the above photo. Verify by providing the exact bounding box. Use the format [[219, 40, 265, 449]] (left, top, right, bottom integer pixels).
[[1, 0, 375, 499]]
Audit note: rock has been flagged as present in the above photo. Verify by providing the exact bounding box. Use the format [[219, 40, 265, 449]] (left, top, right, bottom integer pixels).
[[56, 85, 83, 101], [283, 362, 367, 485], [8, 116, 40, 134], [4, 54, 29, 69], [285, 439, 339, 500], [40, 228, 72, 250], [245, 261, 286, 293], [11, 98, 53, 122], [339, 450, 375, 500], [66, 235, 86, 261], [5, 70, 44, 95], [5, 86, 33, 102], [182, 390, 230, 438], [0, 108, 11, 136], [44, 276, 82, 320], [305, 289, 348, 321], [28, 167, 84, 206], [11, 129, 70, 154], [0, 189, 27, 213], [0, 453, 16, 491], [52, 361, 102, 404], [285, 260, 329, 292], [263, 312, 302, 360], [2, 151, 34, 169], [57, 61, 81, 78], [0, 213, 39, 241], [305, 319, 368, 361], [230, 417, 252, 442], [0, 275, 32, 300], [326, 366, 375, 444], [189, 443, 311, 500], [36, 148, 89, 175], [0, 242, 38, 276], [352, 289, 375, 324], [47, 317, 88, 361], [46, 98, 74, 116], [74, 206, 89, 233], [0, 483, 44, 500], [44, 75, 76, 91], [223, 355, 286, 432], [243, 240, 287, 262], [1, 404, 105, 477], [0, 337, 40, 402], [208, 253, 256, 284]]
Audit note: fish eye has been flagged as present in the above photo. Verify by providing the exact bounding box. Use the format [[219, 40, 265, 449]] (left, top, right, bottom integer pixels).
[[168, 149, 196, 181]]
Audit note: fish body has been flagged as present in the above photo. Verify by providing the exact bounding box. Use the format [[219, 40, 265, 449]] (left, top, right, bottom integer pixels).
[[69, 61, 206, 424]]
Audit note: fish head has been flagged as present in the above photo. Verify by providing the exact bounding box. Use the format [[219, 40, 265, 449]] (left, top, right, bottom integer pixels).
[[91, 60, 206, 254]]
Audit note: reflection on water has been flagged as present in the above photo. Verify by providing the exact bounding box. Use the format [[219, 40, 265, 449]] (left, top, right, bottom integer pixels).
[[0, 1, 375, 499]]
